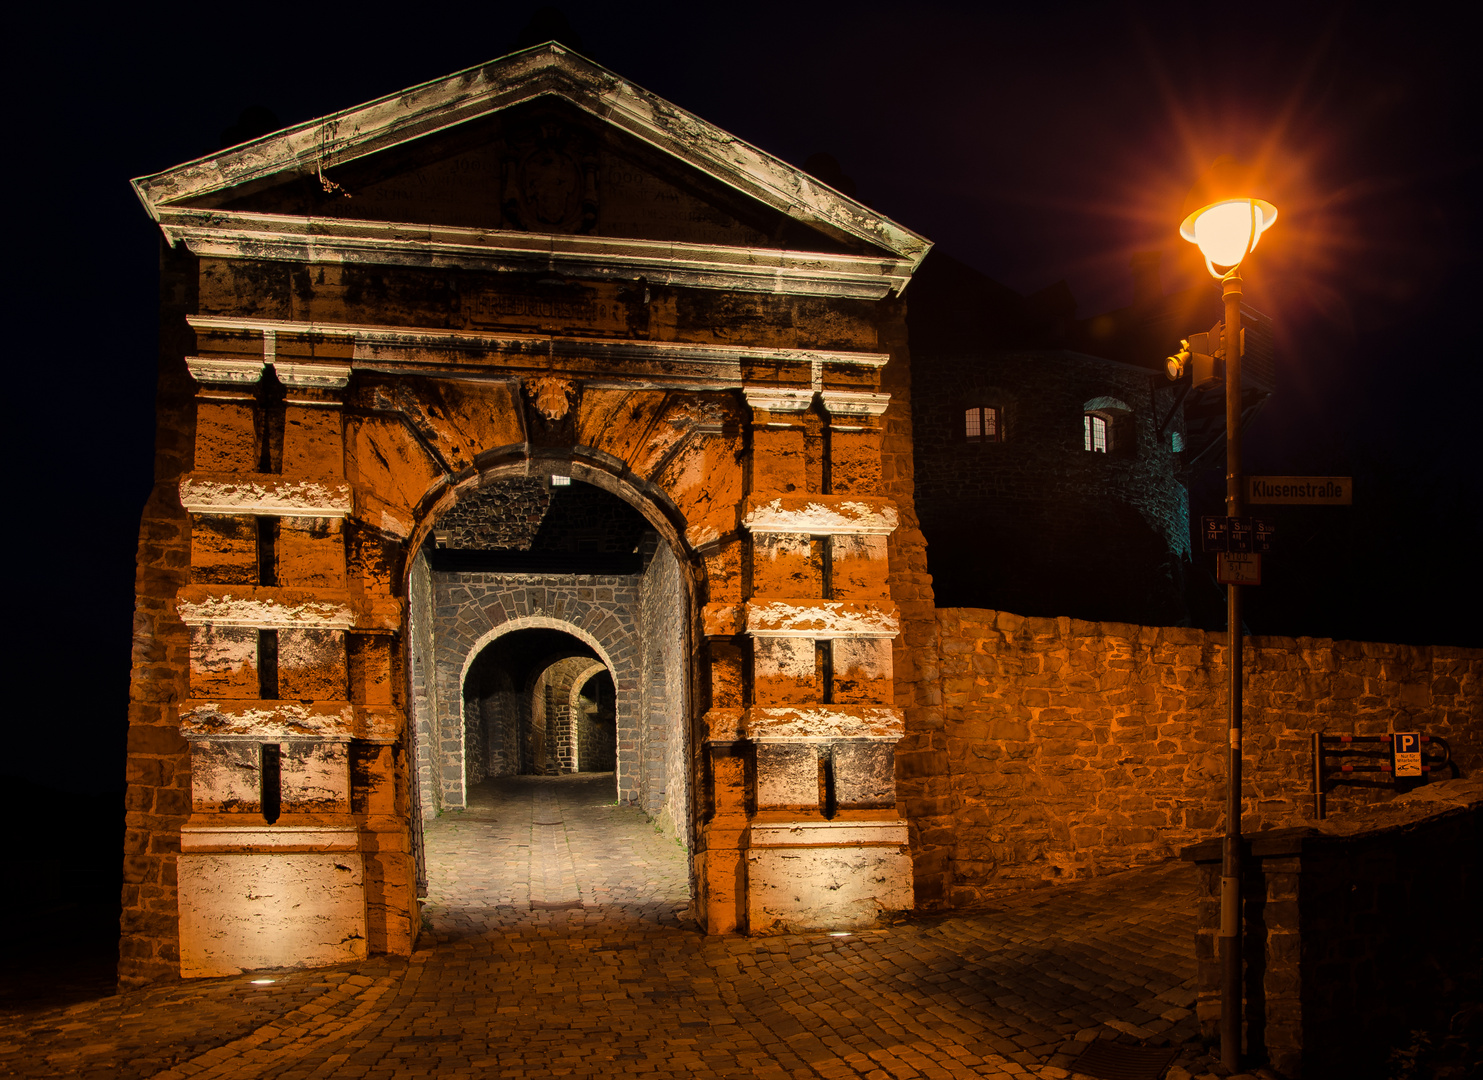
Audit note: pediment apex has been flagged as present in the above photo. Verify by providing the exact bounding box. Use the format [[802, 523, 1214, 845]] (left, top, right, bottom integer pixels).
[[132, 42, 930, 269]]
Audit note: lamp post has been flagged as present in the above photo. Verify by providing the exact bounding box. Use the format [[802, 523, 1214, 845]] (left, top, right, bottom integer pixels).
[[1179, 165, 1277, 1073]]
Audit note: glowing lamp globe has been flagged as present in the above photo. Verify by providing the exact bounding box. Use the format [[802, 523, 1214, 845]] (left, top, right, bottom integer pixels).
[[1179, 157, 1277, 277], [1180, 198, 1278, 275]]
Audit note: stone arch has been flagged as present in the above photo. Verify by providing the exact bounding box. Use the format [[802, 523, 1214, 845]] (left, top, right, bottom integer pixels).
[[406, 452, 702, 827], [562, 659, 609, 771], [439, 613, 639, 808]]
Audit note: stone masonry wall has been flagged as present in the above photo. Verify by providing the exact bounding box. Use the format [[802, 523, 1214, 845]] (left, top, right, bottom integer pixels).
[[407, 549, 440, 815], [429, 572, 641, 808], [640, 538, 689, 844], [877, 296, 953, 909], [936, 607, 1483, 905], [119, 244, 197, 989]]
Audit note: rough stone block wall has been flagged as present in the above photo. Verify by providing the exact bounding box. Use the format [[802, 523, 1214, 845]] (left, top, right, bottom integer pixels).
[[119, 246, 197, 989], [407, 550, 440, 815], [911, 348, 1189, 625], [936, 606, 1483, 903], [877, 297, 953, 909], [640, 539, 689, 844], [428, 571, 641, 807]]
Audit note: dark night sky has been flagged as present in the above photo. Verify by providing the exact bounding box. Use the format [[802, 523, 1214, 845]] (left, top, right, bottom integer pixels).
[[6, 1, 1477, 793]]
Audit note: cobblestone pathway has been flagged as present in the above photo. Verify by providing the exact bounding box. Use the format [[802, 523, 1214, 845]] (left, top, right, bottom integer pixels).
[[0, 776, 1227, 1080]]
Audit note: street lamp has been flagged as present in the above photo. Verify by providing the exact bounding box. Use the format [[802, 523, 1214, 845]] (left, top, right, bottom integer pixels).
[[1179, 157, 1277, 1074]]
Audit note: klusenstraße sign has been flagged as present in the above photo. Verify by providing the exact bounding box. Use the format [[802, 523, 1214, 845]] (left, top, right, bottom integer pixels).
[[1247, 476, 1352, 505]]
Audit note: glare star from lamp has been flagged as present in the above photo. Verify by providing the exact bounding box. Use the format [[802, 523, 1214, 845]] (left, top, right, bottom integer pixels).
[[1175, 156, 1277, 1074]]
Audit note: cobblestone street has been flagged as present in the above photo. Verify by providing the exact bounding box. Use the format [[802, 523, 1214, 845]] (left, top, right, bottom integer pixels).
[[0, 777, 1216, 1079]]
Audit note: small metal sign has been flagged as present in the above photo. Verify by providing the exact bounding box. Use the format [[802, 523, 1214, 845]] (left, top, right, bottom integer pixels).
[[1228, 516, 1252, 553], [1202, 516, 1228, 553], [1248, 476, 1353, 505], [1392, 732, 1423, 778], [1217, 552, 1261, 586], [1254, 518, 1275, 553]]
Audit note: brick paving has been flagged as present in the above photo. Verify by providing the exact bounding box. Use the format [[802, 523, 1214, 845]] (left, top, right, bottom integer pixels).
[[0, 776, 1230, 1079]]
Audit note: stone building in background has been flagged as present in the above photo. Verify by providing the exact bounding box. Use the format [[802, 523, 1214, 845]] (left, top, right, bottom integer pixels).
[[908, 251, 1274, 626], [123, 42, 939, 985]]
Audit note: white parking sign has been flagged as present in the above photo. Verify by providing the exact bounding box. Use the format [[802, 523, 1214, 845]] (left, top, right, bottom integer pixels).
[[1393, 732, 1422, 778]]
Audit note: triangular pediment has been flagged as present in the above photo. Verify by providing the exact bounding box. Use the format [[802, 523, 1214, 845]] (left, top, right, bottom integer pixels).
[[133, 44, 931, 297]]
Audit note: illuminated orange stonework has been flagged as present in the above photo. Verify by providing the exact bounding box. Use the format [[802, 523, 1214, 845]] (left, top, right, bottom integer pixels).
[[121, 43, 934, 982]]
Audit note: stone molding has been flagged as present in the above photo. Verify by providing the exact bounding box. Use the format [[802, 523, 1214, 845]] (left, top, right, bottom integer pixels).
[[820, 390, 891, 418], [179, 822, 361, 852], [701, 706, 904, 742], [274, 361, 352, 390], [179, 473, 353, 518], [749, 818, 909, 847], [743, 495, 899, 536], [185, 314, 888, 382], [175, 586, 400, 630], [186, 357, 264, 385], [179, 699, 399, 742], [745, 600, 900, 639], [744, 706, 904, 742], [156, 210, 917, 300], [743, 387, 816, 413]]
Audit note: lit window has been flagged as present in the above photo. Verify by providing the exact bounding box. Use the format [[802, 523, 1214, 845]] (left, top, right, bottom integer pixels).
[[1084, 414, 1108, 453], [964, 406, 1001, 443], [1171, 431, 1184, 453]]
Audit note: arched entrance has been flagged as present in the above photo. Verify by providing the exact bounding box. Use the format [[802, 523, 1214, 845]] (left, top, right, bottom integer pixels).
[[406, 473, 694, 915]]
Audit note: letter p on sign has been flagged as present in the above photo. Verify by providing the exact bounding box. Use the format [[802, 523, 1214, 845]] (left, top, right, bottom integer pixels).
[[1393, 732, 1422, 778]]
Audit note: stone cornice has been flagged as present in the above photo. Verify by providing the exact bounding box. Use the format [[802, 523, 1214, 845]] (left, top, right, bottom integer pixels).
[[186, 357, 264, 385], [179, 473, 352, 518], [743, 387, 817, 413], [820, 390, 891, 418], [131, 44, 930, 280], [156, 209, 917, 300], [185, 314, 888, 384]]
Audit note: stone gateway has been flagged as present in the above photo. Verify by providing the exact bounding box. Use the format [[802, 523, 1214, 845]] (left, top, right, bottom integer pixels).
[[122, 42, 937, 984]]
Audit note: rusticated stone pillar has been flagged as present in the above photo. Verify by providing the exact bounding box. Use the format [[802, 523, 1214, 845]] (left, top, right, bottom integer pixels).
[[699, 386, 912, 933], [173, 350, 408, 975]]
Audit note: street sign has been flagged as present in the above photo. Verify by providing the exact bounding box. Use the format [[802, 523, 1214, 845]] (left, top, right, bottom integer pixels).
[[1253, 519, 1275, 553], [1217, 552, 1261, 586], [1248, 476, 1353, 505], [1392, 732, 1422, 778], [1228, 516, 1252, 553], [1202, 516, 1228, 553]]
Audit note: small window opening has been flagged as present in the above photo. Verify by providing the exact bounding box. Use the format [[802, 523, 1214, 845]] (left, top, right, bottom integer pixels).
[[256, 517, 279, 587], [258, 629, 279, 700], [964, 405, 1001, 443], [816, 641, 833, 704], [260, 743, 282, 824], [1084, 414, 1108, 453], [550, 475, 572, 487]]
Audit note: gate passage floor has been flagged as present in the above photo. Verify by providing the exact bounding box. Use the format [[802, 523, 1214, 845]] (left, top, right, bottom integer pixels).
[[0, 776, 1217, 1080]]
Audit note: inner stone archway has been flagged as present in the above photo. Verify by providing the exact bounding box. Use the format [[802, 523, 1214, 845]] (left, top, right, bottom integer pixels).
[[407, 474, 694, 914]]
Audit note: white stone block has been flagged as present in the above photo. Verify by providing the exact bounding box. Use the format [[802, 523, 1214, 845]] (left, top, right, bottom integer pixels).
[[177, 852, 367, 977], [746, 841, 912, 933]]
